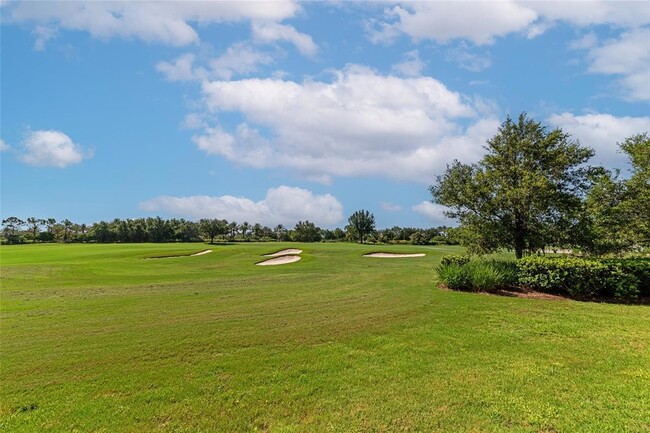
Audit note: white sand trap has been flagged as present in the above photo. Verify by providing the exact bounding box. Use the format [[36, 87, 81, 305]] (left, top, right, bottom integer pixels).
[[264, 249, 303, 257], [145, 249, 213, 259], [364, 253, 426, 258], [191, 249, 213, 256], [256, 255, 302, 266]]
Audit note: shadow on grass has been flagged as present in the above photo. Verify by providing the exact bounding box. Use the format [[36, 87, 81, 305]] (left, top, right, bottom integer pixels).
[[439, 285, 650, 305]]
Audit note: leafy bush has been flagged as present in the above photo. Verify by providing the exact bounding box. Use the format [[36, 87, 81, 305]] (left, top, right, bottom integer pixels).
[[604, 258, 650, 297], [438, 255, 648, 301], [436, 263, 472, 291], [440, 254, 471, 267], [487, 259, 519, 288], [465, 261, 504, 292], [517, 256, 649, 300], [437, 258, 517, 292]]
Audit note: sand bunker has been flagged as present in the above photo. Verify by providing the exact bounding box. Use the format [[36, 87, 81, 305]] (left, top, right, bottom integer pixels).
[[145, 249, 213, 259], [256, 255, 302, 266], [363, 253, 426, 258], [258, 248, 303, 266], [264, 249, 303, 257], [191, 249, 213, 256]]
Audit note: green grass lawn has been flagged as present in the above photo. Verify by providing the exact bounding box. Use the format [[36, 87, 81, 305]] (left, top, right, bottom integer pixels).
[[1, 242, 649, 432]]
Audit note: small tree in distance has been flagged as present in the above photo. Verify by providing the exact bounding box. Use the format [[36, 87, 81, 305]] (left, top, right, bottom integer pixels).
[[346, 210, 375, 244], [293, 220, 321, 242], [199, 218, 227, 244]]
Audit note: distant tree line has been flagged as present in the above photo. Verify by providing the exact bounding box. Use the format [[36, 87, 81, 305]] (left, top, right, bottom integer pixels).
[[1, 213, 461, 246]]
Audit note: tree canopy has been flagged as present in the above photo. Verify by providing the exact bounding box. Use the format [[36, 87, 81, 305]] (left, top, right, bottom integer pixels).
[[346, 210, 376, 244], [292, 220, 321, 242], [585, 133, 650, 253], [430, 113, 599, 258]]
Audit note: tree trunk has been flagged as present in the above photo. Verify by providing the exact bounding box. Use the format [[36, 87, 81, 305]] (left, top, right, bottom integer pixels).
[[514, 212, 526, 259]]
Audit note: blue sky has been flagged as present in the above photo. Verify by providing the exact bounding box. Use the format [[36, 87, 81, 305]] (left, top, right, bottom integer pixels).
[[1, 1, 649, 229]]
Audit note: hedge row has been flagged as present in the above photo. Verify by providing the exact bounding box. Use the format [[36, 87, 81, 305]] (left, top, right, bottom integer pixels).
[[517, 256, 649, 300], [437, 255, 650, 301]]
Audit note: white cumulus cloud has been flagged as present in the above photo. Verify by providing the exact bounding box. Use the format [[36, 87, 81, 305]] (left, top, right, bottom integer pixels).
[[32, 25, 57, 51], [209, 43, 274, 80], [5, 1, 300, 47], [371, 1, 537, 45], [391, 50, 425, 77], [547, 112, 650, 169], [445, 43, 492, 72], [156, 53, 199, 82], [381, 202, 402, 212], [582, 28, 650, 101], [156, 43, 274, 82], [195, 65, 500, 183], [369, 1, 650, 46], [0, 139, 10, 152], [19, 130, 91, 168], [252, 21, 318, 56], [412, 201, 456, 225], [528, 1, 650, 28], [140, 186, 344, 227]]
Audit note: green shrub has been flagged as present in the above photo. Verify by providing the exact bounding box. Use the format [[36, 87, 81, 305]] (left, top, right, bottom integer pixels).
[[437, 258, 517, 292], [604, 258, 650, 297], [439, 254, 648, 301], [440, 254, 471, 267], [487, 259, 519, 288], [517, 256, 649, 300], [465, 261, 503, 292], [436, 263, 472, 291]]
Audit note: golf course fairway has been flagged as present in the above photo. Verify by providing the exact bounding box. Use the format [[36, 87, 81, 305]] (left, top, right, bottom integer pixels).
[[1, 243, 649, 432]]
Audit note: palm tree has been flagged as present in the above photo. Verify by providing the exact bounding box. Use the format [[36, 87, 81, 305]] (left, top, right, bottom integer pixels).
[[274, 224, 286, 241], [62, 219, 73, 242], [240, 222, 250, 240], [252, 223, 263, 240], [229, 222, 238, 240]]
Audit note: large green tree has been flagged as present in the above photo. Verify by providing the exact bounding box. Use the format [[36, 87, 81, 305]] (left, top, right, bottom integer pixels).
[[199, 218, 227, 244], [585, 133, 650, 253], [346, 210, 375, 244], [430, 113, 598, 258]]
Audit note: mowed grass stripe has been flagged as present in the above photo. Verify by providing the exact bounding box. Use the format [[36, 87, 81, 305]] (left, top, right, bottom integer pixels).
[[1, 243, 649, 432]]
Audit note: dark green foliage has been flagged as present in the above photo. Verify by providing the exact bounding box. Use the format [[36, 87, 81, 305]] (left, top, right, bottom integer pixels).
[[409, 231, 429, 245], [346, 210, 376, 243], [585, 133, 650, 254], [439, 255, 648, 301], [436, 263, 472, 290], [37, 231, 55, 242], [199, 218, 228, 243], [440, 254, 471, 266], [603, 258, 650, 297], [464, 261, 505, 292], [488, 259, 520, 288], [292, 220, 321, 242], [1, 217, 25, 244], [430, 113, 599, 258], [437, 258, 517, 292], [517, 256, 649, 300]]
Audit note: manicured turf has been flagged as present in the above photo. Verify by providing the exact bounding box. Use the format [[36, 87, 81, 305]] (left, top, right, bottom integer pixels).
[[1, 243, 649, 432]]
